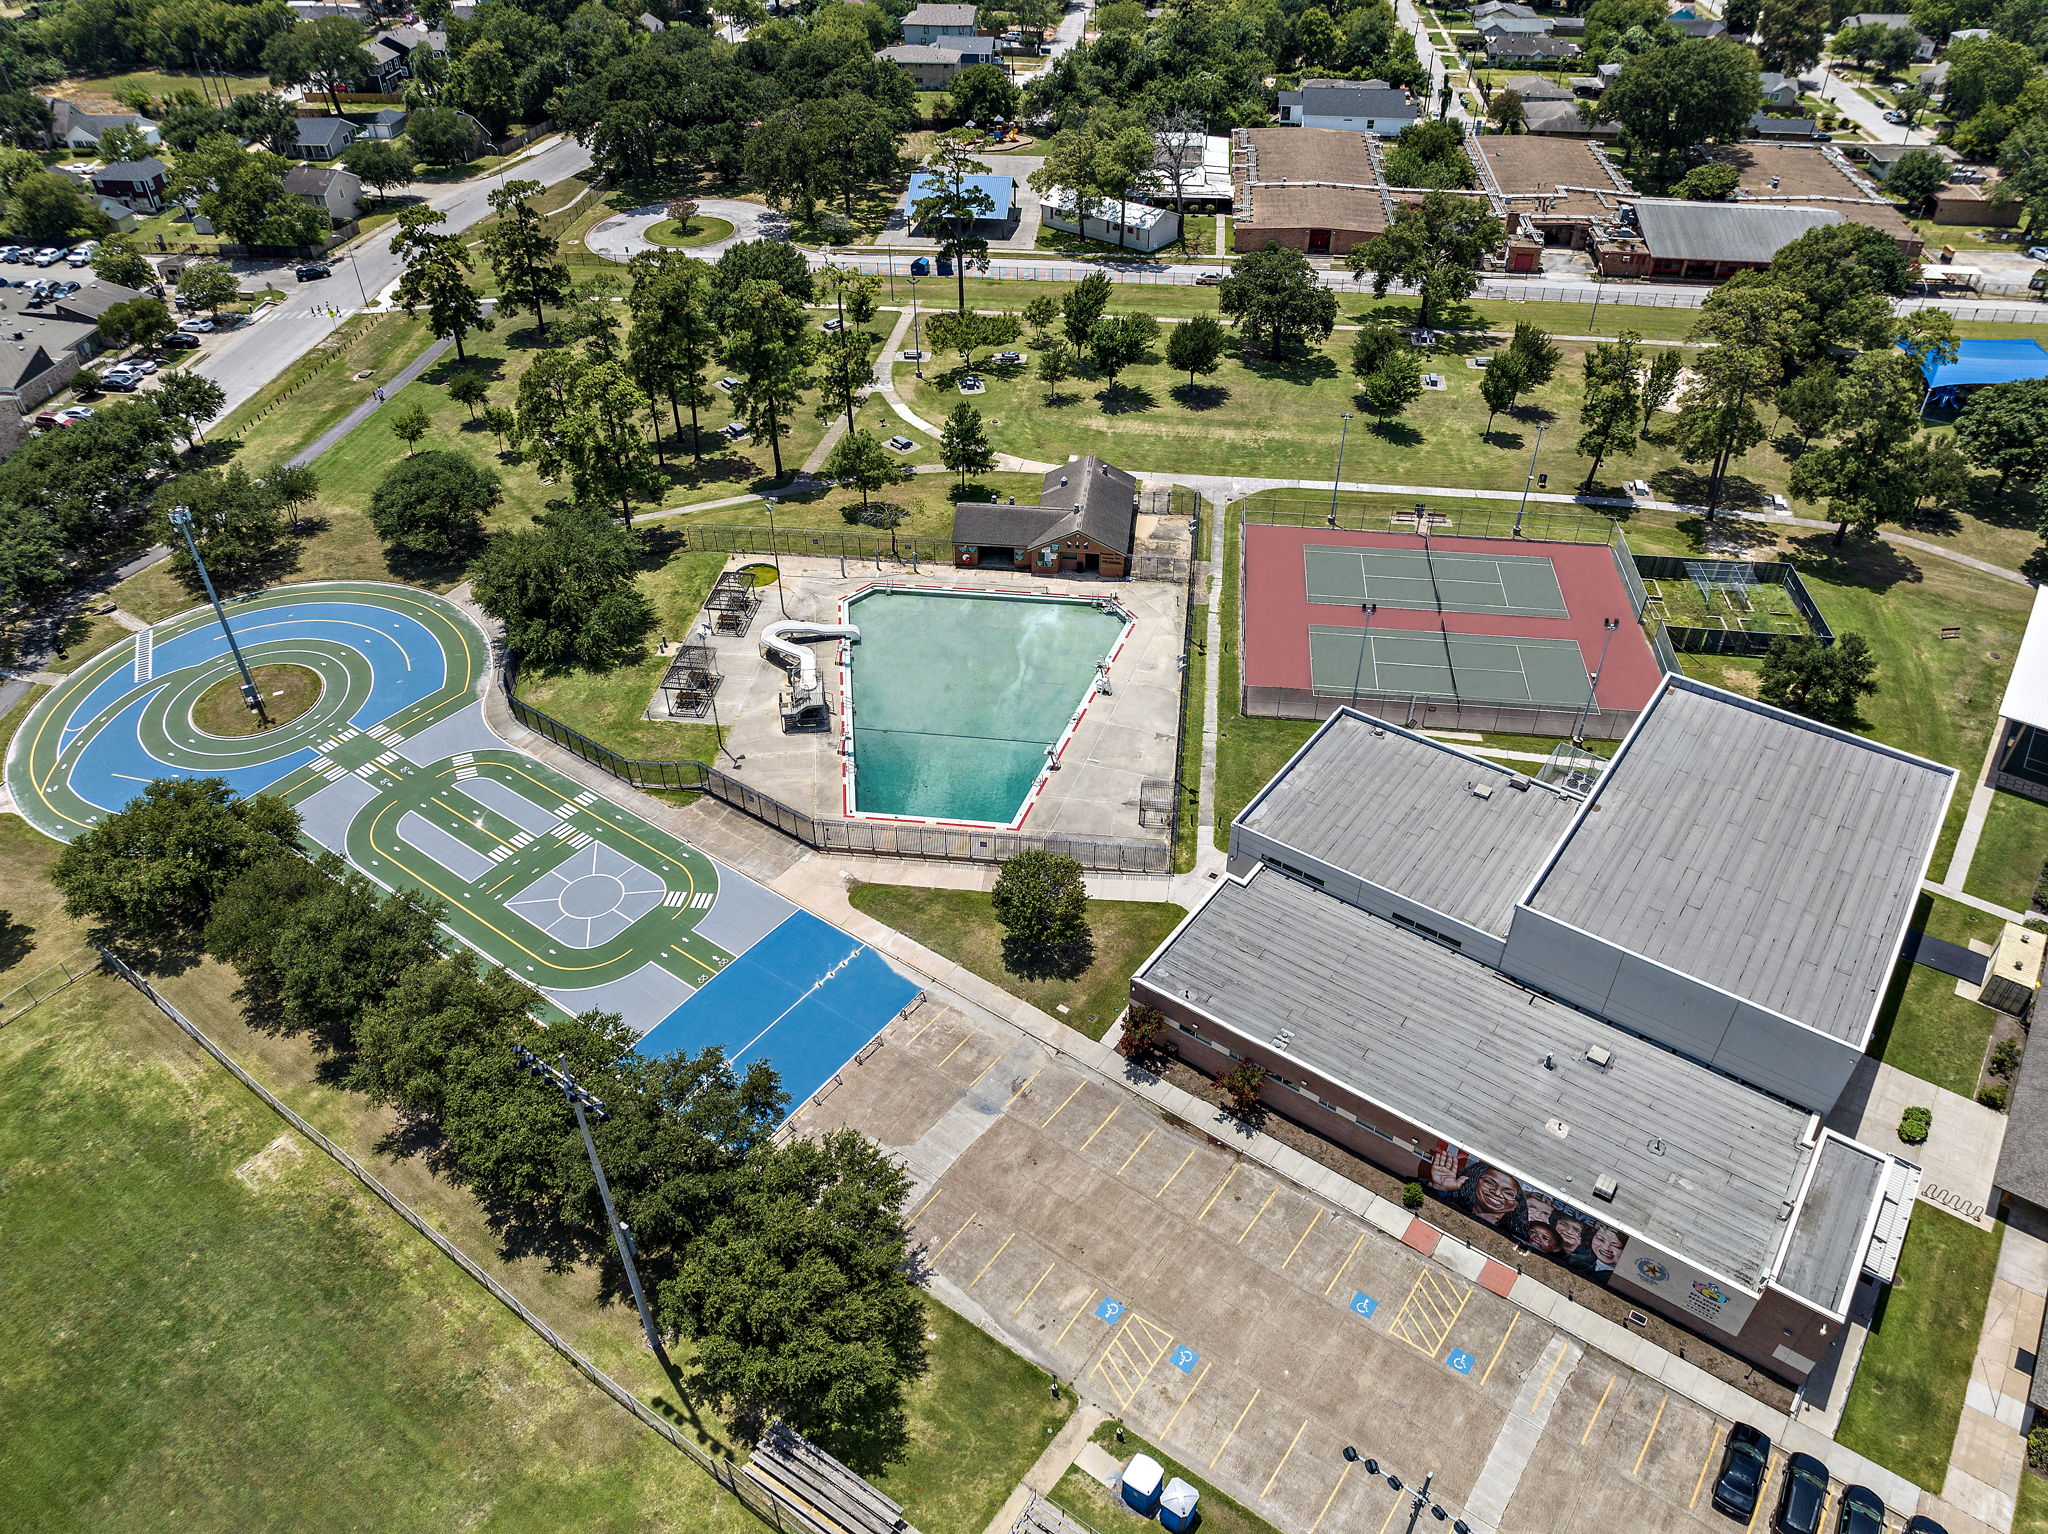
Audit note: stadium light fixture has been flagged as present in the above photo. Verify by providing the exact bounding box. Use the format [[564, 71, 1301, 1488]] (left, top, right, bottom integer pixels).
[[166, 503, 267, 727]]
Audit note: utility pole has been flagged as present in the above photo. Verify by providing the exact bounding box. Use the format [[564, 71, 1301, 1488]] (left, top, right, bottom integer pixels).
[[1348, 602, 1378, 709], [513, 1045, 670, 1366], [1513, 423, 1545, 537], [763, 496, 788, 617], [1327, 412, 1354, 527], [167, 504, 268, 726]]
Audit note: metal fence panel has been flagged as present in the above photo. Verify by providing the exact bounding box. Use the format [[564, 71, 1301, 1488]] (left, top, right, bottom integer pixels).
[[0, 948, 102, 1025], [1242, 495, 1619, 545]]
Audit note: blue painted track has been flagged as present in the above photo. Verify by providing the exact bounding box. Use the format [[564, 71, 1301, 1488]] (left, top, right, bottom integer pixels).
[[635, 910, 921, 1112]]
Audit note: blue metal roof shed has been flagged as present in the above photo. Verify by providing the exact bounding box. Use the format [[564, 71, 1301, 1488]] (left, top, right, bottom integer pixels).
[[904, 171, 1014, 224], [1907, 337, 2048, 390]]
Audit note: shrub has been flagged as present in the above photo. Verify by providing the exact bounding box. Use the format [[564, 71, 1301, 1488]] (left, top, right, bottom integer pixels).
[[1117, 1004, 1168, 1064], [1980, 1082, 2011, 1111], [1992, 1039, 2024, 1079], [1898, 1105, 1932, 1144], [1219, 1061, 1267, 1117], [2030, 1422, 2048, 1471], [1402, 1181, 1426, 1211]]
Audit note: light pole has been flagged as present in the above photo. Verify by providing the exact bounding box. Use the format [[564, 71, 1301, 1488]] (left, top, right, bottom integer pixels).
[[763, 495, 788, 617], [1512, 422, 1546, 537], [167, 504, 268, 726], [1348, 602, 1378, 709], [512, 1045, 671, 1367], [1342, 1448, 1476, 1534], [1327, 412, 1355, 527], [1574, 616, 1621, 743], [909, 273, 925, 380]]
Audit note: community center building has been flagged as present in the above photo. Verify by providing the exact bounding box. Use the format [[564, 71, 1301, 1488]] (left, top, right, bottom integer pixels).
[[951, 457, 1140, 576], [1131, 676, 1954, 1382]]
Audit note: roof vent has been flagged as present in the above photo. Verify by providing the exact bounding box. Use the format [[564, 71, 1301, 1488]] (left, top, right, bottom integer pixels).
[[1469, 781, 1494, 800], [1544, 1118, 1570, 1139], [1778, 1200, 1795, 1221], [1542, 1051, 1555, 1071], [1592, 1174, 1618, 1202], [1584, 1044, 1611, 1069], [1768, 176, 1780, 188], [1507, 777, 1530, 791], [1646, 1137, 1665, 1155]]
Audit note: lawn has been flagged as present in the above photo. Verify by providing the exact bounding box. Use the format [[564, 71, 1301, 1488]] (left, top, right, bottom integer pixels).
[[1965, 789, 2048, 914], [846, 883, 1186, 1041], [215, 310, 434, 472], [1867, 893, 2003, 1096], [40, 608, 131, 672], [0, 973, 752, 1534], [52, 70, 274, 106], [1836, 1207, 2000, 1492], [1049, 1422, 1287, 1534], [2021, 1470, 2048, 1534], [0, 810, 88, 990], [1212, 500, 1315, 848]]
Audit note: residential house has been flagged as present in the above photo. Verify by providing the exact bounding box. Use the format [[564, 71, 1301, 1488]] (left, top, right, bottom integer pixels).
[[1521, 98, 1620, 136], [1855, 140, 1958, 179], [294, 117, 359, 161], [951, 458, 1140, 577], [89, 157, 168, 213], [1835, 12, 1936, 60], [357, 107, 409, 140], [1749, 112, 1827, 139], [900, 2, 982, 44], [0, 279, 145, 408], [1757, 71, 1801, 107], [41, 98, 160, 153], [874, 39, 996, 85], [284, 163, 366, 223], [1276, 78, 1419, 132], [1470, 1, 1539, 19], [1478, 13, 1557, 35], [1672, 15, 1727, 36], [1040, 187, 1181, 251], [1498, 74, 1576, 102], [1483, 33, 1583, 63], [363, 26, 448, 92]]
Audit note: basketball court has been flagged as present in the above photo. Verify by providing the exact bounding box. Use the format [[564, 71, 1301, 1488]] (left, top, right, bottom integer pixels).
[[1241, 523, 1663, 733]]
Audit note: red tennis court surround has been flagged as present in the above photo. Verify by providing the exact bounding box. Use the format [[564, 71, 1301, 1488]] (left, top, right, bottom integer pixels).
[[1241, 523, 1662, 734]]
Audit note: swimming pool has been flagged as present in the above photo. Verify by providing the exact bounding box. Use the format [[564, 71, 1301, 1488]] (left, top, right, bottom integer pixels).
[[841, 587, 1132, 827]]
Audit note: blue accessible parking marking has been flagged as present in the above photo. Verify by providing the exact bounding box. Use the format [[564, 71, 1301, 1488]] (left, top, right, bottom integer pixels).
[[1094, 1296, 1127, 1324], [1349, 1291, 1378, 1319], [1170, 1345, 1199, 1374], [1445, 1348, 1476, 1376]]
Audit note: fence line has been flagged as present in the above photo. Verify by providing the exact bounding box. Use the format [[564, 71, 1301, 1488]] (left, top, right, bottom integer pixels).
[[0, 947, 102, 1026], [1634, 554, 1833, 657], [94, 946, 833, 1534], [1241, 493, 1622, 547]]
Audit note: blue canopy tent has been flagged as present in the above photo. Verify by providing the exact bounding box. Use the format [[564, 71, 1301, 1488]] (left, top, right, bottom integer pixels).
[[1906, 337, 2048, 411], [903, 172, 1016, 229]]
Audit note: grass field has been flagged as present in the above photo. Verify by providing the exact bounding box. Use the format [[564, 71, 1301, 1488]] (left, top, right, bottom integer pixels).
[[0, 973, 754, 1534], [1867, 894, 2003, 1096], [193, 664, 319, 736], [53, 70, 273, 106], [846, 883, 1185, 1041], [1049, 1422, 1286, 1534], [2021, 1470, 2048, 1534], [1837, 1208, 2000, 1492], [1965, 789, 2048, 914], [646, 215, 735, 247]]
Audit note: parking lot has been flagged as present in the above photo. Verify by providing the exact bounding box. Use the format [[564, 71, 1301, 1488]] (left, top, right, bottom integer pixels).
[[794, 997, 1948, 1534]]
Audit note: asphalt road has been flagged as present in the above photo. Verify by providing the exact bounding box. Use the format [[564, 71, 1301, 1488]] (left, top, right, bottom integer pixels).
[[191, 134, 595, 417]]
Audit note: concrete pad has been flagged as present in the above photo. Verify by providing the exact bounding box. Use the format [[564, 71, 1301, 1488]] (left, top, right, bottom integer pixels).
[[295, 769, 379, 853]]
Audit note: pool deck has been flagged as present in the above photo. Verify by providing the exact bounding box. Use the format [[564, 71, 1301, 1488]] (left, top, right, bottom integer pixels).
[[674, 557, 1186, 846]]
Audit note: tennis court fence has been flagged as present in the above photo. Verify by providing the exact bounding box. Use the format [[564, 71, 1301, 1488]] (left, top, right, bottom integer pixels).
[[503, 659, 1172, 874], [1243, 494, 1624, 549], [1242, 684, 1641, 740], [1634, 555, 1833, 656]]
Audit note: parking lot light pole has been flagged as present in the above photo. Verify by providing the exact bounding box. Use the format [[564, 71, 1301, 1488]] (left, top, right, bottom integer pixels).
[[1348, 602, 1378, 709], [1513, 423, 1546, 537], [167, 503, 267, 726], [512, 1045, 670, 1367], [1327, 412, 1354, 526], [1342, 1448, 1476, 1534]]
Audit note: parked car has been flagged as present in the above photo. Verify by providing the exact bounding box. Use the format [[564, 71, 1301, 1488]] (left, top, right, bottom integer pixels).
[[50, 406, 94, 426], [54, 280, 78, 297], [1710, 1424, 1770, 1522], [122, 356, 158, 374], [33, 247, 62, 266], [161, 331, 202, 349], [2028, 245, 2048, 261], [177, 317, 215, 334], [991, 350, 1025, 365], [0, 245, 22, 262], [886, 434, 916, 451], [718, 421, 747, 440], [1195, 271, 1224, 284], [1772, 1452, 1829, 1534], [819, 316, 845, 330], [1904, 1517, 1948, 1534], [96, 372, 139, 391], [32, 410, 62, 427], [66, 249, 91, 267], [1835, 1487, 1884, 1534], [909, 256, 931, 275], [294, 262, 331, 281], [1882, 108, 1907, 123]]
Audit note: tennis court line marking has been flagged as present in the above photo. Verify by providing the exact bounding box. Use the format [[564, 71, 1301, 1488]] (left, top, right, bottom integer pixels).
[[1208, 1387, 1261, 1470], [965, 1232, 1013, 1291]]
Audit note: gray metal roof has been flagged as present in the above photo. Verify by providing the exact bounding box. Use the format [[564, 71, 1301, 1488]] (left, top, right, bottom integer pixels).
[[1235, 712, 1578, 936], [903, 2, 979, 22], [295, 117, 357, 148], [1631, 199, 1840, 263], [1776, 1134, 1884, 1317], [951, 457, 1137, 555], [1294, 80, 1415, 118], [1527, 679, 1954, 1044], [1997, 1022, 2048, 1214], [1139, 869, 1817, 1288]]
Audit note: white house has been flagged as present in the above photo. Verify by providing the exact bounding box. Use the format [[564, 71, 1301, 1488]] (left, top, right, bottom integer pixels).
[[42, 98, 160, 152], [1040, 187, 1181, 252], [1276, 78, 1418, 134], [901, 2, 982, 45]]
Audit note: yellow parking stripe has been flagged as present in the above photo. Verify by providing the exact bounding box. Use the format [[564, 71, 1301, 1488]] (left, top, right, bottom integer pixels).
[[1238, 1185, 1279, 1243], [1262, 1419, 1310, 1498], [1479, 1313, 1518, 1389], [966, 1233, 1013, 1291], [1012, 1262, 1056, 1316], [1632, 1395, 1667, 1476], [1208, 1387, 1261, 1470], [1581, 1375, 1615, 1445], [1692, 1424, 1725, 1509], [1281, 1210, 1321, 1269]]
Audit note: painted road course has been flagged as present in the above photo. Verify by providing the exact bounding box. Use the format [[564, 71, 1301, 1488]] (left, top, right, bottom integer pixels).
[[6, 582, 918, 1111]]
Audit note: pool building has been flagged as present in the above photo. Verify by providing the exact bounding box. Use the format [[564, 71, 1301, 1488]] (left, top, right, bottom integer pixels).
[[1131, 676, 1953, 1384], [952, 457, 1140, 577]]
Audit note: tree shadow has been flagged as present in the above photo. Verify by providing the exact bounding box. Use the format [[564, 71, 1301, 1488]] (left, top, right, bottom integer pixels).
[[1770, 432, 1813, 463], [1000, 931, 1095, 982], [1670, 514, 1779, 555], [1097, 382, 1156, 415], [1785, 530, 1922, 592], [1241, 348, 1338, 385], [1506, 402, 1555, 426], [1483, 424, 1526, 449], [1365, 417, 1423, 447], [809, 1392, 915, 1478], [1170, 381, 1230, 411], [422, 354, 507, 387], [381, 543, 475, 587], [182, 437, 245, 470], [0, 913, 33, 972]]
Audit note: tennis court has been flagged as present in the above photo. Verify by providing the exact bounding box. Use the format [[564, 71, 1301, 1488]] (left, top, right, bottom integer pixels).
[[1307, 627, 1594, 705], [1304, 545, 1569, 619]]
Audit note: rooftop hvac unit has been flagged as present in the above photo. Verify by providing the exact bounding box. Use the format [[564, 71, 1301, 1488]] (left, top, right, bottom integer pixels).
[[1584, 1044, 1611, 1068], [1592, 1174, 1618, 1202], [1469, 781, 1494, 800]]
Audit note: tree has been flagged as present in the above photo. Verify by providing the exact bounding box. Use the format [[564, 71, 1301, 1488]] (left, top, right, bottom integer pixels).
[[712, 239, 816, 309], [940, 401, 995, 490], [0, 400, 177, 553], [1166, 313, 1227, 389], [152, 369, 227, 446], [51, 777, 300, 971], [1758, 0, 1828, 70], [483, 405, 517, 454], [390, 401, 432, 455], [483, 179, 573, 337], [1381, 119, 1473, 189], [923, 310, 1021, 373], [1086, 312, 1156, 389], [1060, 271, 1112, 349], [1036, 339, 1074, 403], [368, 449, 500, 559], [175, 258, 240, 317], [1883, 148, 1950, 213], [1577, 332, 1644, 488], [263, 464, 319, 534], [716, 278, 815, 482], [658, 1130, 926, 1444], [1358, 347, 1424, 421], [1219, 1061, 1269, 1120], [6, 171, 110, 243], [90, 237, 154, 290], [469, 502, 655, 670], [1489, 87, 1526, 134], [1221, 243, 1339, 357], [910, 139, 996, 312], [1023, 292, 1060, 343], [822, 429, 900, 531], [552, 360, 666, 525], [1943, 34, 2036, 121], [1350, 192, 1503, 330], [1789, 344, 1930, 543], [263, 15, 370, 117], [1640, 347, 1683, 428], [1759, 633, 1877, 726], [1672, 162, 1740, 201], [627, 250, 720, 466], [1775, 364, 1839, 445], [405, 105, 480, 167], [948, 61, 1021, 123], [1671, 339, 1777, 514], [1956, 378, 2048, 493], [169, 133, 324, 247], [1506, 322, 1560, 389], [1479, 351, 1529, 434], [391, 208, 494, 364], [1148, 106, 1207, 228], [990, 849, 1090, 970], [342, 137, 417, 202], [447, 368, 490, 422], [819, 265, 880, 330], [96, 295, 174, 354], [1602, 38, 1764, 186], [153, 465, 292, 590]]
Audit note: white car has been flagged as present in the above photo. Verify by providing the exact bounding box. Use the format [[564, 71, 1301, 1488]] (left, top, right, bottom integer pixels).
[[54, 405, 93, 425], [176, 317, 215, 334], [65, 249, 91, 267], [1882, 109, 1907, 124], [33, 247, 61, 266], [122, 356, 158, 374], [2028, 245, 2048, 261]]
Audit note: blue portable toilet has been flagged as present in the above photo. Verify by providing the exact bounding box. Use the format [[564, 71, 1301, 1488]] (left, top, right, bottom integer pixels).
[[1120, 1454, 1164, 1515], [1160, 1478, 1200, 1533]]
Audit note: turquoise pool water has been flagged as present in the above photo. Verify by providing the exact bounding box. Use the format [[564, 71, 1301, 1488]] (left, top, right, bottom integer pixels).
[[847, 589, 1128, 824]]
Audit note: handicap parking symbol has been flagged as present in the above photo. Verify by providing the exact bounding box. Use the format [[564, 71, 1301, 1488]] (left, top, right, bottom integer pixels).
[[1349, 1291, 1378, 1319], [1094, 1296, 1127, 1324], [1170, 1346, 1200, 1374], [1445, 1348, 1476, 1376]]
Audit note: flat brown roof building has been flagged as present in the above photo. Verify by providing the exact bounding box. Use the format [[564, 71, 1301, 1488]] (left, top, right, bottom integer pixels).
[[1231, 127, 1401, 256], [1471, 131, 1633, 248], [1704, 141, 1922, 256]]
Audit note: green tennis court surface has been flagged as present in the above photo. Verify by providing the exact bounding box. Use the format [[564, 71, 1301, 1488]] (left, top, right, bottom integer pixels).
[[1308, 626, 1592, 705], [1304, 545, 1569, 618]]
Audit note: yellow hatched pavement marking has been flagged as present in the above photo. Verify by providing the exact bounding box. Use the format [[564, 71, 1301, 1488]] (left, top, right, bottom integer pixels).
[[1091, 1312, 1176, 1411], [1386, 1267, 1471, 1357]]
